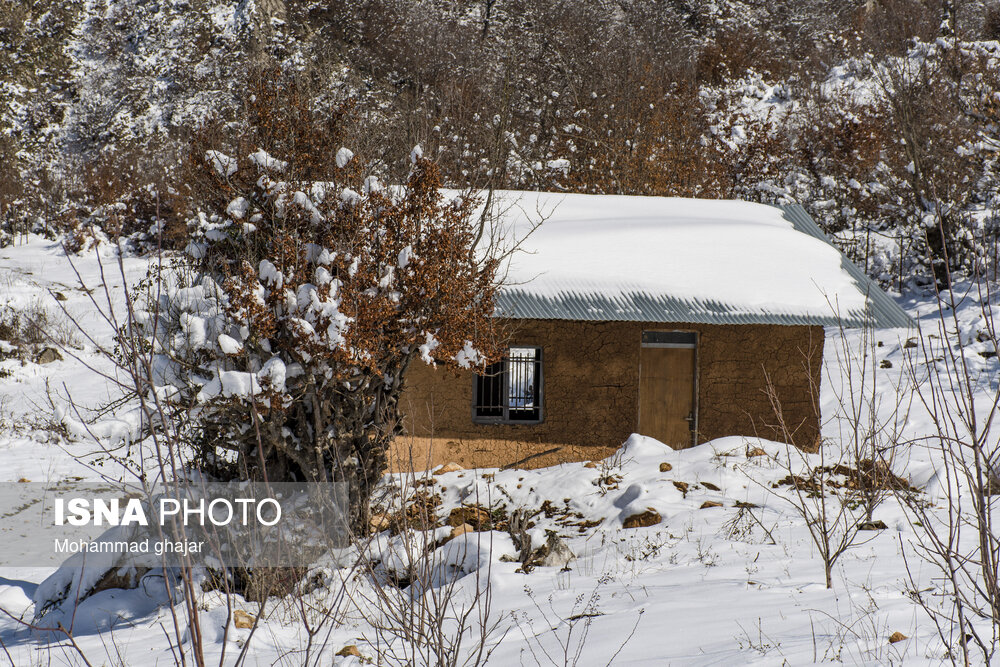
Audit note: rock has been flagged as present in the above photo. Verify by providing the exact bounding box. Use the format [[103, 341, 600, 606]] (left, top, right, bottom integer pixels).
[[233, 609, 256, 629], [450, 523, 474, 539], [888, 631, 907, 644], [90, 566, 150, 598], [859, 520, 888, 530], [659, 462, 672, 472], [369, 512, 391, 532], [537, 532, 576, 568], [35, 561, 153, 622], [583, 461, 598, 469], [447, 505, 490, 529], [435, 462, 464, 474], [622, 509, 661, 529], [672, 481, 689, 496], [336, 645, 362, 657], [34, 347, 62, 364], [0, 344, 16, 363], [746, 447, 767, 458], [699, 501, 723, 509]]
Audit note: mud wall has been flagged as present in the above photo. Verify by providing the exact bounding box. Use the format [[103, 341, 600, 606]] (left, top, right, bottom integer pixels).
[[394, 320, 824, 470]]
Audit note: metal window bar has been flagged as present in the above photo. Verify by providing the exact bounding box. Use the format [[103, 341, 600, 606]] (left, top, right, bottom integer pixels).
[[474, 347, 542, 422], [506, 347, 540, 421], [475, 361, 504, 418]]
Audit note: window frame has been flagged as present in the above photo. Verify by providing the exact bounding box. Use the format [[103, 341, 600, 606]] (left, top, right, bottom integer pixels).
[[471, 345, 544, 425]]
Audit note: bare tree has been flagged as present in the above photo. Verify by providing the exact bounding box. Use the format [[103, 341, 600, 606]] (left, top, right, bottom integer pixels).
[[351, 464, 507, 666], [899, 264, 1000, 665], [825, 313, 915, 524], [753, 334, 875, 590]]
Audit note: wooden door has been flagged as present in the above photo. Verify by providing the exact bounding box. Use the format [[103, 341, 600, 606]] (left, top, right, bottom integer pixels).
[[639, 345, 696, 449]]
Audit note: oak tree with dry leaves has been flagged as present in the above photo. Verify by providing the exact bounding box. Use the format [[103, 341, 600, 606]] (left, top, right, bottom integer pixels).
[[139, 79, 504, 527]]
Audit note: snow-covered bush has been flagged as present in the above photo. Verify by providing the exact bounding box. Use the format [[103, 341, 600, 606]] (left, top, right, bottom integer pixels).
[[5, 0, 1000, 289], [783, 40, 1000, 288], [139, 106, 502, 524]]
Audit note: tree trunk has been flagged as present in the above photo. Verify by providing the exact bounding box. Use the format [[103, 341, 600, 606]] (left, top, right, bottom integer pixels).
[[926, 214, 953, 290]]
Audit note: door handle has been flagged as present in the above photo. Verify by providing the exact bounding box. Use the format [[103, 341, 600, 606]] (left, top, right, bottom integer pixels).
[[684, 412, 695, 430]]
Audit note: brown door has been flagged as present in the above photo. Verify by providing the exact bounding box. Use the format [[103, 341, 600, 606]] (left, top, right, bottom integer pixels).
[[639, 344, 696, 449]]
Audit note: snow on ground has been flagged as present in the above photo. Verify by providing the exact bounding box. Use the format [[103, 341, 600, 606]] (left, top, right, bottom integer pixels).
[[0, 237, 151, 478], [0, 235, 993, 665]]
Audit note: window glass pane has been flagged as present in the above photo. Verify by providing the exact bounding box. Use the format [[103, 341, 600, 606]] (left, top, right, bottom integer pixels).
[[507, 347, 537, 409]]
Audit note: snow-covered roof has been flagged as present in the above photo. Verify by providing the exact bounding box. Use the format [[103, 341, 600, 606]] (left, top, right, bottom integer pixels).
[[491, 192, 912, 328]]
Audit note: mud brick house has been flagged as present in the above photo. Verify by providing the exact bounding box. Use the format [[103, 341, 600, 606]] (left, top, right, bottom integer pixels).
[[395, 193, 912, 470]]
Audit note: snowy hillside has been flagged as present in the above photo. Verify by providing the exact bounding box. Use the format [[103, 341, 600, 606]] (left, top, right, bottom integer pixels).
[[5, 2, 1000, 663], [0, 237, 997, 664], [5, 1, 1000, 293]]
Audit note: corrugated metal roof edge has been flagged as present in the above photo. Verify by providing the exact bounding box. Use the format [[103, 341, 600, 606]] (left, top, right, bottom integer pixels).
[[492, 202, 916, 329], [495, 289, 875, 326], [778, 204, 915, 329]]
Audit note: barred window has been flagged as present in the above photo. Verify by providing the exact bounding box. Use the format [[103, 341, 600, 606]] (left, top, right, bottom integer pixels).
[[473, 346, 543, 423]]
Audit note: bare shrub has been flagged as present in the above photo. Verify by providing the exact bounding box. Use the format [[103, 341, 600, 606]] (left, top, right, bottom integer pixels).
[[722, 503, 778, 545], [351, 467, 507, 666], [516, 583, 642, 667], [824, 315, 914, 523], [11, 249, 219, 666], [764, 440, 870, 589], [753, 328, 883, 589], [898, 270, 1000, 664], [0, 297, 79, 354]]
